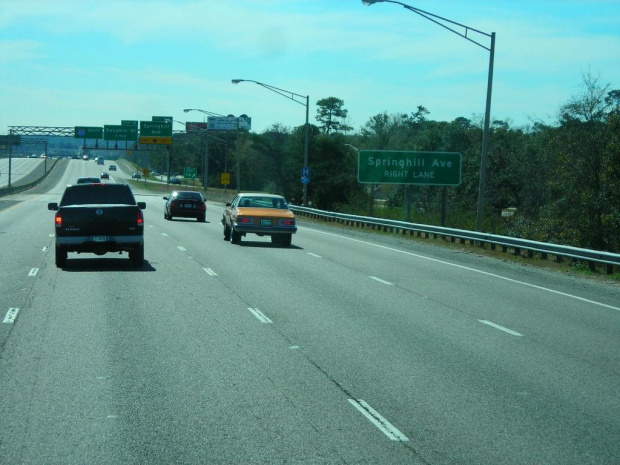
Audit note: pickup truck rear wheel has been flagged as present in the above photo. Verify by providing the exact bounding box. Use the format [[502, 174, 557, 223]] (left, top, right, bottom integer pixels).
[[130, 243, 144, 267], [55, 245, 67, 268]]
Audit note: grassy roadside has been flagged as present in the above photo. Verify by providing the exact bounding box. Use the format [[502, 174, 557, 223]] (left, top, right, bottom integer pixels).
[[295, 213, 620, 284]]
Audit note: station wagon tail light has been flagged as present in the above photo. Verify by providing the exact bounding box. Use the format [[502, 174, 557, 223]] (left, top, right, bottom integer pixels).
[[237, 217, 253, 224], [280, 219, 295, 226], [55, 214, 62, 227], [137, 211, 144, 226]]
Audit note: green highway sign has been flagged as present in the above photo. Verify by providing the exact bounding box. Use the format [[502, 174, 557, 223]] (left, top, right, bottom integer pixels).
[[152, 116, 173, 123], [0, 135, 21, 146], [184, 167, 197, 179], [140, 121, 172, 137], [104, 125, 138, 141], [121, 120, 139, 127], [74, 126, 103, 139], [358, 150, 462, 186]]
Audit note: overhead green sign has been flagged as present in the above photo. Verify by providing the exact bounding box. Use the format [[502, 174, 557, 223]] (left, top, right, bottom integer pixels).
[[184, 167, 197, 179], [140, 121, 172, 137], [121, 120, 139, 127], [74, 126, 103, 139], [358, 150, 462, 186], [0, 135, 21, 146], [152, 116, 173, 123], [104, 125, 138, 141]]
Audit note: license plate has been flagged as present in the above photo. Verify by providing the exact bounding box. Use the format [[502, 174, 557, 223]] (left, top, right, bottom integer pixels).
[[261, 219, 272, 226], [92, 236, 107, 242], [184, 203, 193, 208]]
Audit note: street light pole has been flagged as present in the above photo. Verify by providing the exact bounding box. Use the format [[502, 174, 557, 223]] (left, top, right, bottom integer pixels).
[[232, 79, 310, 206], [362, 0, 495, 231], [184, 108, 242, 192]]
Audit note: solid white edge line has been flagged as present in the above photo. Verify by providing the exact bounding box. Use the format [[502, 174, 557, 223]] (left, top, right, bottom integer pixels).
[[348, 399, 409, 441], [478, 320, 524, 337], [299, 227, 620, 312], [248, 307, 272, 324], [203, 268, 218, 276], [177, 246, 186, 252], [369, 276, 394, 286], [3, 308, 19, 324]]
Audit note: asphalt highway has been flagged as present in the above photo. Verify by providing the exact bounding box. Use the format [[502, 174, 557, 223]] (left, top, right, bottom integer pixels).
[[1, 159, 619, 464], [0, 157, 48, 188]]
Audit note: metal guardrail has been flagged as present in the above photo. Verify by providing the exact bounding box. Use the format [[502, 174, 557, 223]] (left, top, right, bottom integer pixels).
[[289, 205, 620, 275]]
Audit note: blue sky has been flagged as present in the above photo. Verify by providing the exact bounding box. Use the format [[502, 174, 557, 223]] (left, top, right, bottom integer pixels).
[[1, 0, 619, 135]]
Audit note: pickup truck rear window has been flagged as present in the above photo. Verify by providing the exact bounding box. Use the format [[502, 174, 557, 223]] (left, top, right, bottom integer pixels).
[[60, 185, 136, 206]]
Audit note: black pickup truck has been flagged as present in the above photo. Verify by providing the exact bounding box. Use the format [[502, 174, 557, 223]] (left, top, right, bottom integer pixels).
[[48, 183, 146, 268]]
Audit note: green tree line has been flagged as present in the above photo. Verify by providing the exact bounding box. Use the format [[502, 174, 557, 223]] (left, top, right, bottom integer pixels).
[[165, 74, 620, 253]]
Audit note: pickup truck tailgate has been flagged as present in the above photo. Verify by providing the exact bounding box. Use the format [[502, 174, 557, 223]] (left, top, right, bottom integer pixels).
[[57, 205, 143, 236]]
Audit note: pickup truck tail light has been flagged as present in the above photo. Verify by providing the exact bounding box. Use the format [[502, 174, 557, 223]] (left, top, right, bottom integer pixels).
[[137, 210, 144, 226], [55, 214, 62, 227]]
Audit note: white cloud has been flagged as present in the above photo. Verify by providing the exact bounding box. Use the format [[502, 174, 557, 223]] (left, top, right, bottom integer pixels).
[[0, 40, 46, 64]]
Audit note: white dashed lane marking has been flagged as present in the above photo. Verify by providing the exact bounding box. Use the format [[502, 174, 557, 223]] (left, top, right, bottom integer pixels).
[[479, 320, 523, 337], [3, 308, 20, 324], [248, 308, 272, 324], [369, 276, 393, 286], [348, 399, 409, 442]]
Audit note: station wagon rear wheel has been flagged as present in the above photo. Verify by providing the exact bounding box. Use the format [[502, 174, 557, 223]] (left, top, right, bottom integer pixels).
[[231, 228, 241, 245], [280, 234, 292, 247]]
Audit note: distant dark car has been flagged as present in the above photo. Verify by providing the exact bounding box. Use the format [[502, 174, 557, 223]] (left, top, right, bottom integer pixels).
[[101, 172, 109, 179], [109, 165, 117, 171], [169, 177, 182, 185], [76, 177, 101, 184], [164, 191, 206, 222], [132, 172, 142, 179]]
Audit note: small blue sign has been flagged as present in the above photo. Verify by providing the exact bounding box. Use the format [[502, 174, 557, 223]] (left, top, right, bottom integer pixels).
[[301, 166, 310, 176], [301, 176, 310, 184]]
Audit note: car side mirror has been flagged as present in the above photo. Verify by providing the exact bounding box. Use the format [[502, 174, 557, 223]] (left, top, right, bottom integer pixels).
[[48, 203, 58, 211], [163, 196, 169, 200], [226, 202, 231, 207], [138, 202, 146, 210]]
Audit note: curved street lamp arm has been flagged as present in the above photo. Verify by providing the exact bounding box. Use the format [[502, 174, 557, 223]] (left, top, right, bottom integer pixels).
[[365, 0, 493, 51], [183, 108, 227, 117], [232, 79, 308, 107]]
